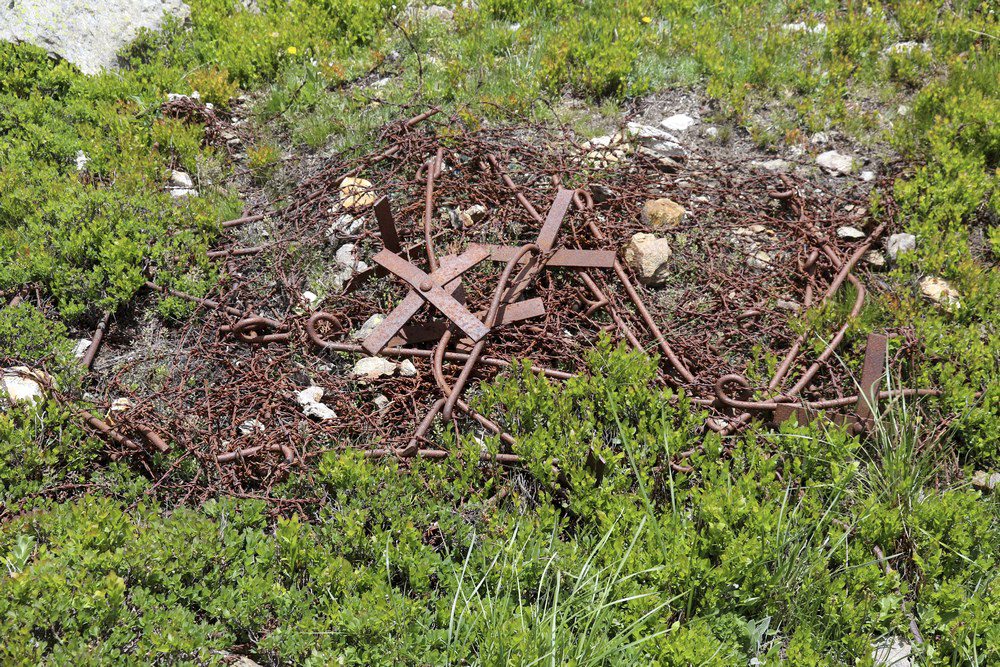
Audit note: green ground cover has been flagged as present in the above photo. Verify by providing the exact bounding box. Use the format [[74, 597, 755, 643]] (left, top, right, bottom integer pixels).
[[1, 0, 998, 664]]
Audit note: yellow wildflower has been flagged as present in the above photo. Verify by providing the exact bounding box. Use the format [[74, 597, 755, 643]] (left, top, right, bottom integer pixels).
[[642, 16, 651, 23], [287, 46, 297, 55]]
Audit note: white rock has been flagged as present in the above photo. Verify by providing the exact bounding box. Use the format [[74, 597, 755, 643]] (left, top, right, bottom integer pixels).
[[398, 359, 417, 377], [75, 150, 90, 171], [352, 314, 386, 340], [108, 397, 135, 413], [752, 159, 791, 172], [816, 150, 857, 175], [837, 226, 866, 240], [2, 367, 48, 405], [624, 233, 672, 287], [169, 188, 199, 198], [776, 299, 801, 312], [887, 233, 916, 260], [810, 131, 829, 144], [872, 637, 912, 667], [0, 0, 191, 76], [660, 114, 696, 132], [72, 338, 92, 359], [704, 126, 719, 139], [301, 291, 318, 306], [239, 418, 266, 435], [352, 357, 397, 378], [886, 41, 929, 55], [297, 386, 324, 405], [971, 470, 1000, 491], [860, 170, 876, 182], [302, 401, 336, 421], [920, 276, 961, 309], [782, 21, 826, 34], [410, 4, 454, 20], [374, 394, 390, 411], [625, 122, 685, 159], [331, 213, 365, 236], [897, 105, 909, 116]]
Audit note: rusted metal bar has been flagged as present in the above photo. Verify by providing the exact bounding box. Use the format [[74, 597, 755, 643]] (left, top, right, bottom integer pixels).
[[145, 281, 245, 318], [402, 398, 446, 456], [221, 213, 266, 228], [207, 246, 265, 259], [386, 297, 545, 348], [471, 244, 616, 268], [853, 333, 888, 432], [81, 311, 110, 370], [227, 316, 291, 345], [77, 408, 142, 451], [423, 148, 444, 273], [217, 444, 294, 464], [372, 249, 490, 342]]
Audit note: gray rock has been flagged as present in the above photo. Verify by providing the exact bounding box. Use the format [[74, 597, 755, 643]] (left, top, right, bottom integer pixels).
[[170, 170, 194, 189], [398, 359, 417, 377], [168, 188, 198, 198], [816, 150, 857, 175], [352, 313, 386, 340], [624, 233, 672, 287], [860, 170, 876, 182], [331, 213, 365, 236], [971, 470, 1000, 491], [1, 0, 191, 75], [887, 233, 916, 260], [776, 299, 801, 312], [75, 150, 90, 172], [335, 243, 369, 272], [871, 637, 912, 667], [625, 122, 685, 159], [752, 159, 791, 173], [72, 338, 92, 359], [374, 394, 390, 411], [239, 418, 265, 435], [865, 250, 886, 268], [590, 184, 616, 203], [747, 250, 773, 269], [660, 114, 696, 132]]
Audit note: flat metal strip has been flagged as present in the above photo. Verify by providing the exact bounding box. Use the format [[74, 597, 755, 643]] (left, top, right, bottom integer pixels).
[[373, 196, 401, 253], [854, 333, 888, 429], [538, 187, 575, 252], [371, 249, 490, 343], [387, 298, 546, 347]]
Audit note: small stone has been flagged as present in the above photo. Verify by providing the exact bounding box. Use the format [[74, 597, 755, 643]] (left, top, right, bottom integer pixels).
[[748, 224, 768, 234], [590, 184, 616, 203], [339, 176, 376, 210], [370, 77, 391, 88], [920, 276, 961, 309], [865, 251, 886, 268], [108, 397, 135, 414], [971, 470, 1000, 491], [641, 198, 686, 230], [752, 159, 791, 172], [782, 21, 826, 33], [169, 188, 199, 198], [897, 104, 909, 116], [170, 170, 194, 189], [660, 114, 697, 132], [837, 226, 866, 240], [239, 419, 266, 435], [747, 251, 773, 269], [887, 233, 916, 260], [296, 386, 324, 406], [871, 637, 912, 667], [72, 338, 92, 359], [374, 394, 390, 411], [331, 213, 365, 236], [860, 170, 876, 182], [1, 367, 49, 406], [352, 314, 386, 340], [626, 122, 685, 159], [704, 126, 719, 139], [302, 291, 318, 306], [636, 146, 682, 172], [303, 401, 337, 421], [733, 227, 755, 237], [776, 299, 801, 312], [810, 131, 829, 144], [459, 204, 487, 228], [624, 233, 672, 287], [335, 243, 369, 272], [399, 359, 417, 377], [352, 357, 397, 378], [75, 150, 90, 171], [816, 150, 857, 175]]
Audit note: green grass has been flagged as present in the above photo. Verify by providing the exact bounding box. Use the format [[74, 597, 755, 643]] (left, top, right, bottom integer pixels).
[[1, 0, 999, 664]]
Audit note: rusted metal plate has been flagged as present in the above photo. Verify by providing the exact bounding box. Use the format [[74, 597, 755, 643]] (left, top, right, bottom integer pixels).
[[386, 297, 546, 347], [472, 244, 616, 268], [538, 187, 575, 252], [854, 333, 888, 429], [371, 248, 490, 343], [373, 195, 401, 253], [772, 404, 851, 428]]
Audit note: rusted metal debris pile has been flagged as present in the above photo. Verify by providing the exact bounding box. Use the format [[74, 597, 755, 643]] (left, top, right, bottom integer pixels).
[[63, 108, 943, 497]]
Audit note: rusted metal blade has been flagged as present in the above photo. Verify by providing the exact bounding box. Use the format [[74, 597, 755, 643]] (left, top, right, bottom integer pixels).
[[373, 195, 401, 253], [369, 248, 491, 345], [538, 187, 575, 252], [386, 297, 546, 347], [854, 333, 888, 430], [472, 244, 616, 268]]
